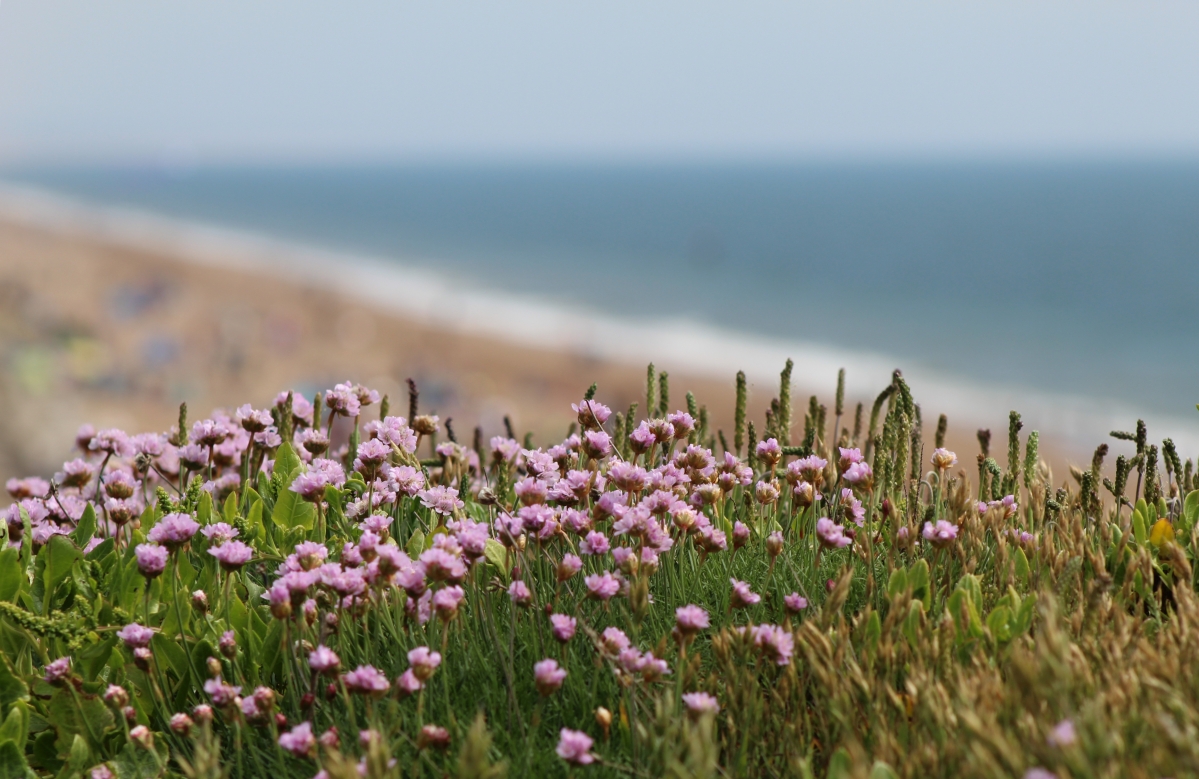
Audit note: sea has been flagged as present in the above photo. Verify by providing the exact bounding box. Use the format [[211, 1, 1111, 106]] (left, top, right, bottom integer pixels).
[[2, 160, 1198, 452]]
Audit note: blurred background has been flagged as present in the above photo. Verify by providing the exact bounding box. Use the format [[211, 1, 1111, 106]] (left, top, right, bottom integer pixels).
[[1, 1, 1198, 482]]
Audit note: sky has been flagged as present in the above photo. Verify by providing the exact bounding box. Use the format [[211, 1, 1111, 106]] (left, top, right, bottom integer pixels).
[[2, 1, 1199, 164]]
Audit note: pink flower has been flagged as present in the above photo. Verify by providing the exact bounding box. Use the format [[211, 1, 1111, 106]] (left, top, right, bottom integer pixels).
[[135, 544, 169, 578], [755, 438, 782, 466], [1047, 719, 1076, 748], [608, 462, 649, 493], [418, 486, 464, 516], [600, 627, 630, 654], [667, 411, 695, 438], [200, 522, 239, 543], [682, 691, 720, 716], [842, 461, 873, 487], [533, 658, 567, 695], [203, 677, 241, 707], [556, 729, 595, 765], [117, 623, 154, 649], [584, 571, 621, 601], [209, 540, 253, 570], [395, 669, 423, 696], [408, 646, 442, 681], [816, 517, 852, 549], [278, 721, 315, 757], [550, 614, 577, 643], [308, 645, 340, 675], [44, 657, 71, 684], [342, 665, 390, 697], [508, 580, 533, 607], [572, 400, 611, 429], [579, 530, 610, 556], [419, 548, 466, 583], [729, 579, 760, 609], [784, 593, 808, 613], [732, 521, 750, 549], [147, 513, 199, 550], [675, 605, 710, 636], [432, 586, 466, 618], [931, 448, 958, 471], [750, 624, 794, 665], [922, 520, 958, 548], [557, 554, 583, 582]]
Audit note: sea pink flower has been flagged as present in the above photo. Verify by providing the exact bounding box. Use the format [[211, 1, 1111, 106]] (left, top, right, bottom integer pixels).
[[419, 548, 466, 583], [675, 605, 710, 636], [1047, 719, 1076, 748], [667, 411, 695, 438], [147, 513, 199, 550], [278, 721, 315, 757], [556, 729, 595, 765], [408, 646, 442, 681], [600, 627, 630, 654], [432, 586, 465, 618], [816, 517, 852, 549], [550, 614, 577, 643], [342, 665, 390, 697], [784, 593, 809, 613], [534, 658, 567, 695], [842, 461, 873, 487], [508, 580, 533, 607], [755, 438, 782, 466], [418, 486, 464, 516], [203, 677, 241, 707], [135, 544, 169, 578], [395, 669, 423, 696], [308, 645, 340, 675], [90, 428, 134, 457], [579, 530, 610, 556], [117, 623, 154, 649], [581, 430, 613, 459], [572, 400, 611, 429], [557, 554, 583, 582], [44, 657, 71, 684], [209, 540, 253, 570], [200, 522, 239, 544], [729, 579, 760, 609], [585, 571, 621, 601], [755, 480, 780, 505], [922, 520, 959, 548], [840, 488, 865, 527], [931, 448, 958, 471], [751, 623, 794, 665], [682, 691, 720, 716], [732, 521, 750, 549]]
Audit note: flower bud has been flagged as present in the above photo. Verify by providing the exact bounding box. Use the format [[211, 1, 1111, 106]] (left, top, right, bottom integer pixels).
[[192, 590, 209, 614], [319, 727, 340, 750], [104, 685, 129, 708], [206, 656, 223, 678], [596, 707, 612, 739], [219, 631, 237, 659], [129, 725, 154, 749], [169, 713, 194, 736], [123, 707, 138, 725], [193, 704, 214, 724], [133, 647, 152, 672], [418, 724, 451, 751]]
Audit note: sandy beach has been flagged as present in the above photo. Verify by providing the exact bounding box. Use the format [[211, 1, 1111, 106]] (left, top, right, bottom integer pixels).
[[0, 187, 1116, 485]]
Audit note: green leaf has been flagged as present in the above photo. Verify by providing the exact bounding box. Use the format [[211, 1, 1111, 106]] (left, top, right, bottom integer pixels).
[[41, 535, 82, 606], [0, 549, 23, 603], [885, 569, 908, 601], [150, 634, 190, 684], [259, 620, 285, 682], [72, 504, 97, 548], [111, 741, 163, 779], [863, 610, 881, 656], [324, 485, 345, 528], [66, 733, 89, 774], [222, 492, 238, 524], [908, 558, 931, 609], [0, 738, 32, 779], [407, 530, 427, 561], [272, 442, 302, 481], [986, 604, 1013, 642], [902, 600, 924, 647], [247, 499, 267, 538], [1181, 490, 1199, 538], [0, 655, 28, 711], [1013, 547, 1030, 587], [955, 573, 983, 610], [271, 487, 315, 531], [0, 702, 28, 747], [826, 747, 853, 779], [483, 539, 509, 578], [196, 491, 213, 526], [868, 762, 899, 779], [1013, 593, 1037, 635], [1132, 508, 1148, 546]]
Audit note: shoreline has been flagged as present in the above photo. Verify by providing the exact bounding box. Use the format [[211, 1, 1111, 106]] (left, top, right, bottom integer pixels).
[[0, 180, 1194, 476]]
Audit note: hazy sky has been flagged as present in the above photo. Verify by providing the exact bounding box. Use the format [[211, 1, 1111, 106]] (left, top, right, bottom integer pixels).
[[2, 1, 1199, 164]]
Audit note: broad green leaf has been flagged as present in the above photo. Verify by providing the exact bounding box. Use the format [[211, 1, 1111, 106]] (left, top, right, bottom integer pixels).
[[0, 549, 22, 602], [66, 734, 89, 774], [885, 569, 908, 601], [222, 492, 238, 524], [0, 657, 27, 712], [47, 690, 112, 753], [956, 574, 983, 610], [324, 485, 345, 527], [986, 604, 1013, 642], [826, 747, 853, 779], [908, 558, 931, 609], [863, 610, 881, 655], [0, 738, 31, 779], [902, 600, 924, 647], [196, 491, 213, 526], [111, 741, 163, 779], [1013, 547, 1030, 587], [407, 530, 426, 561], [259, 620, 285, 682], [150, 634, 190, 683], [272, 442, 302, 481], [1185, 490, 1199, 526], [1132, 509, 1148, 546], [272, 487, 315, 531], [868, 762, 899, 779], [0, 703, 28, 748], [41, 535, 82, 607], [72, 504, 96, 548], [1013, 593, 1037, 635]]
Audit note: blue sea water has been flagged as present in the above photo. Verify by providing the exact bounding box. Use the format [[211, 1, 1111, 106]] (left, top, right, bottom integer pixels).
[[4, 161, 1199, 417]]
